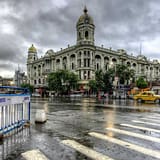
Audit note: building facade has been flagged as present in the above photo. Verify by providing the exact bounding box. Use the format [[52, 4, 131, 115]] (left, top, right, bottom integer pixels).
[[0, 76, 13, 86], [27, 7, 160, 89]]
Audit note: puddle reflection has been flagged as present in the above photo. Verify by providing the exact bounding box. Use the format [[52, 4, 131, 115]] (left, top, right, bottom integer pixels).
[[0, 127, 30, 160]]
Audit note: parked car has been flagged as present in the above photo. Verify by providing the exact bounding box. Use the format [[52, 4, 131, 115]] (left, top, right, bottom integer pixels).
[[32, 93, 41, 97], [69, 91, 83, 97], [133, 91, 160, 103]]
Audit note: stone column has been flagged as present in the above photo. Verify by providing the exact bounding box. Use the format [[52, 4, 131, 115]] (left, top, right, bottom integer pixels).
[[82, 50, 85, 67]]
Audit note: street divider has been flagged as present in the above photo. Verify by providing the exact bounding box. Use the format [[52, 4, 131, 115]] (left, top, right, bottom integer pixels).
[[35, 109, 47, 123], [0, 86, 30, 140]]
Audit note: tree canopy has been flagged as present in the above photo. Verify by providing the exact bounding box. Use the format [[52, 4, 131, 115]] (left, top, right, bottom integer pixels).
[[111, 64, 135, 84], [136, 77, 148, 89], [47, 70, 78, 94], [20, 83, 34, 93], [88, 64, 135, 94]]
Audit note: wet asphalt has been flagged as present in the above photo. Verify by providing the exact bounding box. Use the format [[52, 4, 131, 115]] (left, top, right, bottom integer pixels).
[[0, 97, 160, 160]]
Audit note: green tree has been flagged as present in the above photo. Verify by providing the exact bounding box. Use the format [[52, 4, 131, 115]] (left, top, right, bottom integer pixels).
[[111, 64, 135, 85], [136, 77, 148, 89], [88, 80, 97, 93], [68, 72, 79, 91], [95, 70, 105, 91], [94, 69, 113, 93], [103, 71, 113, 93], [47, 70, 78, 94], [20, 83, 34, 93]]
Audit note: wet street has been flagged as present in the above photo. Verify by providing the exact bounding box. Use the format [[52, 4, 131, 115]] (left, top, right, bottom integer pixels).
[[1, 97, 160, 160]]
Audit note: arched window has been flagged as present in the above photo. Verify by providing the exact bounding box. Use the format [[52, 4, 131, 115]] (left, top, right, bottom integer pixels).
[[127, 62, 131, 67], [112, 58, 117, 63], [79, 32, 81, 39], [79, 52, 82, 57], [85, 31, 88, 39], [63, 57, 67, 69], [95, 55, 101, 70], [97, 63, 99, 70], [71, 63, 74, 70], [56, 59, 60, 70], [133, 63, 136, 67], [38, 79, 41, 84], [104, 57, 109, 70]]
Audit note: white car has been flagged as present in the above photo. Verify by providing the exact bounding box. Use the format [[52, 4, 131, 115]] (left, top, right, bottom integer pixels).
[[32, 93, 41, 97]]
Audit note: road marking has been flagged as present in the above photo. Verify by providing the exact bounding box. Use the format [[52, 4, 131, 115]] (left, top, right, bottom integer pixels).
[[140, 118, 160, 123], [106, 127, 160, 143], [21, 149, 48, 160], [89, 132, 160, 159], [146, 116, 160, 120], [120, 124, 160, 133], [62, 140, 114, 160], [132, 120, 160, 127]]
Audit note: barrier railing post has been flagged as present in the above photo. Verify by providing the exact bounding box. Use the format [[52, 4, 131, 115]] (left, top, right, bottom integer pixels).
[[28, 101, 31, 121], [0, 86, 30, 139]]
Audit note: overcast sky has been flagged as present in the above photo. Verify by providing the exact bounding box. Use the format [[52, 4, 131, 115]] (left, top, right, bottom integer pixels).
[[0, 0, 160, 78]]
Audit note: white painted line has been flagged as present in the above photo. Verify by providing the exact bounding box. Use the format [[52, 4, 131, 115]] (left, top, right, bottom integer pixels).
[[132, 120, 160, 127], [89, 132, 160, 159], [21, 149, 48, 160], [106, 127, 160, 143], [140, 118, 160, 123], [62, 140, 114, 160], [120, 124, 160, 133], [146, 116, 160, 120]]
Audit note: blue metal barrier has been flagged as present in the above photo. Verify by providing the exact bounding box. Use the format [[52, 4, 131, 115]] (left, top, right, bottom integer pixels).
[[0, 86, 30, 138]]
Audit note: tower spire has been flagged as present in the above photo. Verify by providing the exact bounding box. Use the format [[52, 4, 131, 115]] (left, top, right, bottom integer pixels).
[[83, 6, 88, 14], [139, 42, 142, 55]]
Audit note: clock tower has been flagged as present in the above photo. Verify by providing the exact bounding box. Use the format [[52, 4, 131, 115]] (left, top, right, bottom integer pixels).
[[76, 6, 95, 45]]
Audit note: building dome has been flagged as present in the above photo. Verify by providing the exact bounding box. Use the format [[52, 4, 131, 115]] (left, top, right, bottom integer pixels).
[[77, 6, 94, 26], [28, 44, 37, 53], [44, 49, 54, 57]]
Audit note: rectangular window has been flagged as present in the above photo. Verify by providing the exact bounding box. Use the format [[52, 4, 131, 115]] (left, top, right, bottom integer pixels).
[[84, 71, 87, 80], [88, 71, 90, 79], [84, 59, 86, 67], [88, 59, 90, 67], [79, 71, 81, 80]]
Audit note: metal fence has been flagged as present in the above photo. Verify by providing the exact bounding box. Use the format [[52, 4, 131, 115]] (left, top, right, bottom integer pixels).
[[0, 86, 30, 138], [0, 127, 30, 159]]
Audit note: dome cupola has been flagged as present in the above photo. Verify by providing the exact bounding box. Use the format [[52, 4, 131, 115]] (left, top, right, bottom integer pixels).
[[77, 6, 94, 26], [28, 44, 37, 53], [27, 44, 38, 63], [76, 6, 95, 45]]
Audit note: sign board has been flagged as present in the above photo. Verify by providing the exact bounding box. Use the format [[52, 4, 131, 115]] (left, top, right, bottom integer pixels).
[[0, 95, 30, 106]]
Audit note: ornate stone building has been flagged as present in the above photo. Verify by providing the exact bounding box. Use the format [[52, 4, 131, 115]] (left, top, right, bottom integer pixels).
[[27, 7, 160, 89]]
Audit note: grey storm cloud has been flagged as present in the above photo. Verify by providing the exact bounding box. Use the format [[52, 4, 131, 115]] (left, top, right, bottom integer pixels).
[[0, 0, 160, 77]]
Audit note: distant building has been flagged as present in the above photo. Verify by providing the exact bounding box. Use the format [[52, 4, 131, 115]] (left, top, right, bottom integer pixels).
[[0, 76, 13, 86], [14, 69, 27, 87], [27, 6, 160, 90]]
